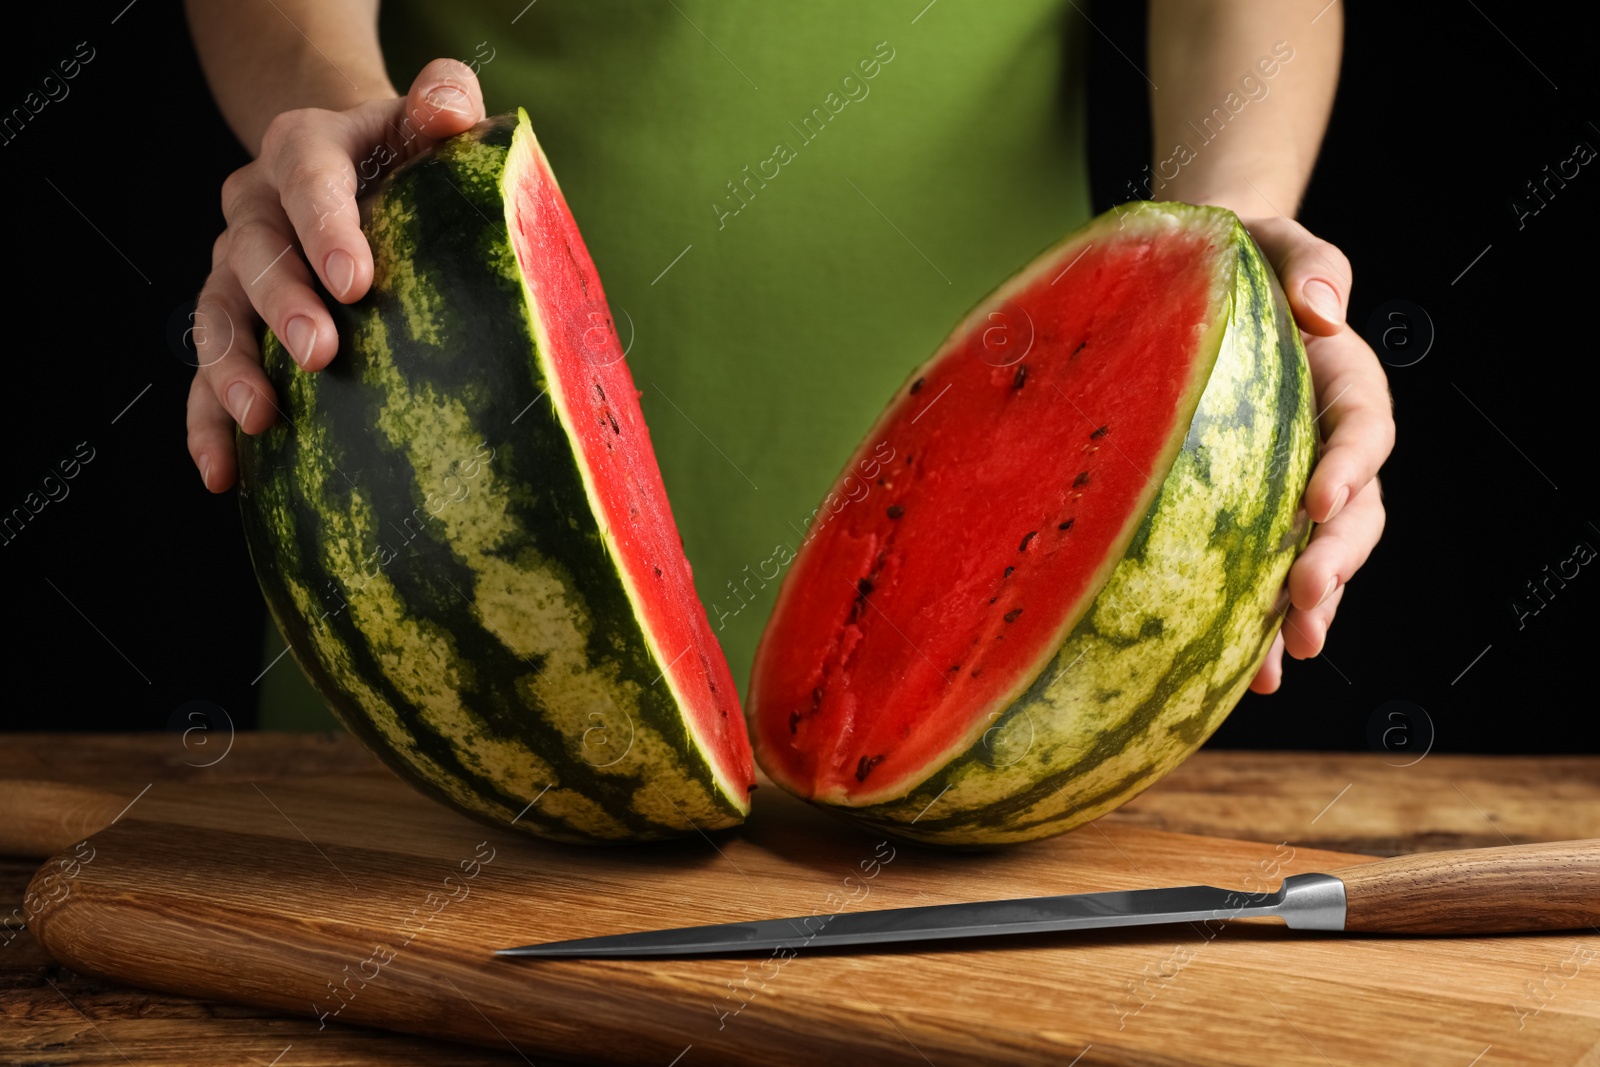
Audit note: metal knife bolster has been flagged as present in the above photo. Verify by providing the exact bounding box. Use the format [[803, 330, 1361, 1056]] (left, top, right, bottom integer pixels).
[[1272, 873, 1347, 930]]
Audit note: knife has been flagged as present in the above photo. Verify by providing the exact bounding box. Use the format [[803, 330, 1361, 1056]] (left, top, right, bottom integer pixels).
[[495, 839, 1600, 958]]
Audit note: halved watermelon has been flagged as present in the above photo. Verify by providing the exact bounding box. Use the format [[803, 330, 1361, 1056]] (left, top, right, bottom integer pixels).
[[748, 202, 1316, 846], [238, 110, 755, 843]]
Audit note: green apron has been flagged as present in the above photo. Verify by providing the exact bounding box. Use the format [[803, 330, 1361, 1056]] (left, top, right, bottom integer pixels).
[[260, 0, 1091, 728]]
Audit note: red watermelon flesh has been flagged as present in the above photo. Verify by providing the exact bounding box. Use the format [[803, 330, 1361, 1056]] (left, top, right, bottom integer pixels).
[[750, 214, 1233, 805], [504, 125, 755, 804]]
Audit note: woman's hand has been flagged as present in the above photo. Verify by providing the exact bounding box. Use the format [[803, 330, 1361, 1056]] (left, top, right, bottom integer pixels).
[[1241, 215, 1395, 693], [187, 58, 486, 492], [1143, 0, 1376, 691]]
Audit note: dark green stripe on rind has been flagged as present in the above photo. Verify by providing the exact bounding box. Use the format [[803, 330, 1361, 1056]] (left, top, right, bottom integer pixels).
[[237, 116, 744, 843], [837, 209, 1316, 846]]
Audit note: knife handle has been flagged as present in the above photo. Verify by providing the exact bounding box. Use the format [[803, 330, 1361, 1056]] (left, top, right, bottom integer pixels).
[[1330, 838, 1600, 934]]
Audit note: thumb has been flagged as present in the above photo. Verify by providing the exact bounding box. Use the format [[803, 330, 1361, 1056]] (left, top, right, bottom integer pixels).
[[1243, 215, 1352, 339], [398, 57, 487, 142], [342, 58, 487, 174]]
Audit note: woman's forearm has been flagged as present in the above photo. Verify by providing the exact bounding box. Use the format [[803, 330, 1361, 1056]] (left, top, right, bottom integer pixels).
[[1147, 0, 1341, 218], [184, 0, 395, 155]]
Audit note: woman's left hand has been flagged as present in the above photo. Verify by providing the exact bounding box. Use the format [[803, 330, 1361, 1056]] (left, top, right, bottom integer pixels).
[[1238, 215, 1396, 694]]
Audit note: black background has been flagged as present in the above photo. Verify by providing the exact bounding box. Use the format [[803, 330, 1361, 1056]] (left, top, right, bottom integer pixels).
[[1, 2, 1594, 752]]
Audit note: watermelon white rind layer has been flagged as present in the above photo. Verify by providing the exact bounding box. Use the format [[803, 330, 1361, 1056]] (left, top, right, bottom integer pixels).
[[748, 202, 1316, 846], [238, 111, 754, 844]]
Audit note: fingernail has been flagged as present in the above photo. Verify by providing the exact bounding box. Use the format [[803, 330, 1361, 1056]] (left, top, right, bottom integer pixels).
[[1317, 573, 1339, 608], [1324, 483, 1350, 522], [325, 248, 356, 300], [1303, 279, 1343, 324], [198, 454, 211, 491], [424, 84, 470, 115], [227, 382, 255, 425], [285, 316, 318, 367]]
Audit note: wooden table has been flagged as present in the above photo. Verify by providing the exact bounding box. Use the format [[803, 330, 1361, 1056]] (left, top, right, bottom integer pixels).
[[3, 733, 1598, 1065]]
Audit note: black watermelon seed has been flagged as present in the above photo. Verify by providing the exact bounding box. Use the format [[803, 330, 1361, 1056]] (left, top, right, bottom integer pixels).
[[1018, 531, 1037, 552], [855, 753, 887, 782], [607, 412, 621, 435], [789, 711, 801, 734], [910, 377, 925, 394], [1091, 424, 1108, 439], [1058, 518, 1075, 531], [811, 687, 823, 709], [989, 596, 997, 604], [1004, 608, 1023, 623], [857, 577, 874, 596], [949, 664, 961, 671], [1013, 365, 1027, 389], [887, 505, 904, 519], [748, 783, 759, 792], [1073, 341, 1088, 356], [1003, 566, 1014, 578], [1073, 470, 1090, 487], [653, 565, 663, 577]]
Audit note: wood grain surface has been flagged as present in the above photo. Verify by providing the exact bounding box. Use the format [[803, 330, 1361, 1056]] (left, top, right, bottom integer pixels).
[[11, 737, 1600, 863], [13, 762, 1600, 1066], [6, 735, 1600, 1066], [0, 731, 387, 859], [1104, 750, 1600, 857]]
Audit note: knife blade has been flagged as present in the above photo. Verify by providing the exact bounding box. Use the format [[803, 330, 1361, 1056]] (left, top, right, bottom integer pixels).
[[495, 838, 1600, 958]]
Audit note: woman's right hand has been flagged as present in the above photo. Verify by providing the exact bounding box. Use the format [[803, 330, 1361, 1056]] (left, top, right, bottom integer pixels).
[[187, 58, 486, 492]]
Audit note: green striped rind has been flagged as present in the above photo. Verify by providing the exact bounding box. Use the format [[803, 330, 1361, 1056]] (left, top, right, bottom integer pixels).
[[238, 115, 747, 843], [840, 206, 1316, 846]]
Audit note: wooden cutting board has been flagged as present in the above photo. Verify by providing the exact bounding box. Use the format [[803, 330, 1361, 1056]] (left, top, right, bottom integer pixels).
[[25, 773, 1600, 1066]]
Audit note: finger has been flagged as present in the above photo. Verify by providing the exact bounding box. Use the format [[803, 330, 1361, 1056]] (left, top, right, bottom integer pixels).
[[1303, 328, 1396, 523], [187, 374, 237, 493], [1250, 631, 1286, 695], [222, 168, 339, 372], [263, 109, 370, 305], [194, 260, 276, 438], [1244, 215, 1353, 337], [280, 58, 487, 309], [1283, 582, 1345, 660], [189, 254, 274, 492], [1286, 477, 1385, 613]]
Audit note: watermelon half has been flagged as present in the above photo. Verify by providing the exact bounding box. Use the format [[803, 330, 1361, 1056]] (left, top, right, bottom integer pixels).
[[238, 110, 755, 843], [748, 202, 1316, 846]]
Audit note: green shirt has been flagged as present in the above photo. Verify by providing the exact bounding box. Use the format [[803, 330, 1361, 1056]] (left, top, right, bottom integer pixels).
[[260, 0, 1091, 728]]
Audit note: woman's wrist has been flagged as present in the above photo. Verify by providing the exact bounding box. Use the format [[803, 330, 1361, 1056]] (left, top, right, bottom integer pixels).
[[185, 0, 394, 154]]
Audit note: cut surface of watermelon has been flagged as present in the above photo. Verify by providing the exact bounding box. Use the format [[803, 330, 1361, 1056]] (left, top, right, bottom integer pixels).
[[752, 208, 1239, 805], [501, 116, 753, 809]]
